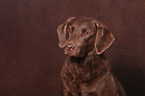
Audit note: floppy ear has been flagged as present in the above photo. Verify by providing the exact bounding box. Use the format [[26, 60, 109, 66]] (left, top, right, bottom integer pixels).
[[57, 17, 75, 48], [94, 21, 115, 55]]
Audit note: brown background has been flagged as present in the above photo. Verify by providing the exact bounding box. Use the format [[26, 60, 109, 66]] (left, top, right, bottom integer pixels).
[[0, 0, 144, 96]]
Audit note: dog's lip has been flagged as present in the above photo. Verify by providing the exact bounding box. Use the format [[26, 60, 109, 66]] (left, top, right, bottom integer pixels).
[[64, 50, 72, 56], [64, 49, 85, 57], [64, 48, 72, 54]]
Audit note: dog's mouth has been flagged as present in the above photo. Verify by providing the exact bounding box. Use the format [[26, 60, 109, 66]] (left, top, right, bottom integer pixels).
[[64, 47, 86, 57], [64, 47, 74, 56]]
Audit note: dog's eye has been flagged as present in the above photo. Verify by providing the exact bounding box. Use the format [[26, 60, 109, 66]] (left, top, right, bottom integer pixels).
[[82, 31, 90, 36], [68, 27, 72, 33], [84, 31, 90, 35], [82, 28, 90, 36]]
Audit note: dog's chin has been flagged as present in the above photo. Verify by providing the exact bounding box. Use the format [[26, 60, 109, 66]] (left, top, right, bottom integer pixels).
[[64, 49, 85, 57]]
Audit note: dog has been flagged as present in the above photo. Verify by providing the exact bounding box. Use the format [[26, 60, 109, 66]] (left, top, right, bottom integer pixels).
[[57, 16, 127, 96]]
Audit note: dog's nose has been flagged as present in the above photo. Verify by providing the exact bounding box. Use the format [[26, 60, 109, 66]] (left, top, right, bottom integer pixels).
[[66, 44, 75, 50], [67, 45, 74, 48]]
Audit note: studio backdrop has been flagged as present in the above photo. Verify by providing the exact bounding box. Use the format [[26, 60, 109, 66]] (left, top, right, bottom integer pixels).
[[0, 0, 144, 96]]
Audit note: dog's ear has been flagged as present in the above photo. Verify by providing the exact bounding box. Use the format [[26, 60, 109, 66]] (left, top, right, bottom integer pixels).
[[94, 20, 115, 55], [57, 17, 75, 48]]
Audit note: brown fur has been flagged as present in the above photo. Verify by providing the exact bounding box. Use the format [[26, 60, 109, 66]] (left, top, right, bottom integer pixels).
[[57, 16, 127, 96]]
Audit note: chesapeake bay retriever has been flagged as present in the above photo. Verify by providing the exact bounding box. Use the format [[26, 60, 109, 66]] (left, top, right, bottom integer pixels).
[[57, 16, 127, 96]]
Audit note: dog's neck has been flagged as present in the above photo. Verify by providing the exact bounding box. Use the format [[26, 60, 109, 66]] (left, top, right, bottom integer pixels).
[[69, 48, 105, 64], [69, 48, 111, 82]]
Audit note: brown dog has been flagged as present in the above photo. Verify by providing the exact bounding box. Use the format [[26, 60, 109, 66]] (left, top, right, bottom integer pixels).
[[57, 16, 127, 96]]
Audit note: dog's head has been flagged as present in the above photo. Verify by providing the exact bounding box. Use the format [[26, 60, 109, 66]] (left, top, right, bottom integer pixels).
[[57, 16, 115, 57]]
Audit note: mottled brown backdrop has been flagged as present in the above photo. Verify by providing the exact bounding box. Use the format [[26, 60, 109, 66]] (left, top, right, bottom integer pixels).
[[0, 0, 144, 96]]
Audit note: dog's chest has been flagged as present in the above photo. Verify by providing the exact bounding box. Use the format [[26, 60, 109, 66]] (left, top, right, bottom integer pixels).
[[68, 62, 106, 95], [68, 59, 95, 82]]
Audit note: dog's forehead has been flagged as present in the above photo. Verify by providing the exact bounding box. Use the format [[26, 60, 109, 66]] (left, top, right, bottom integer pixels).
[[70, 17, 95, 28]]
